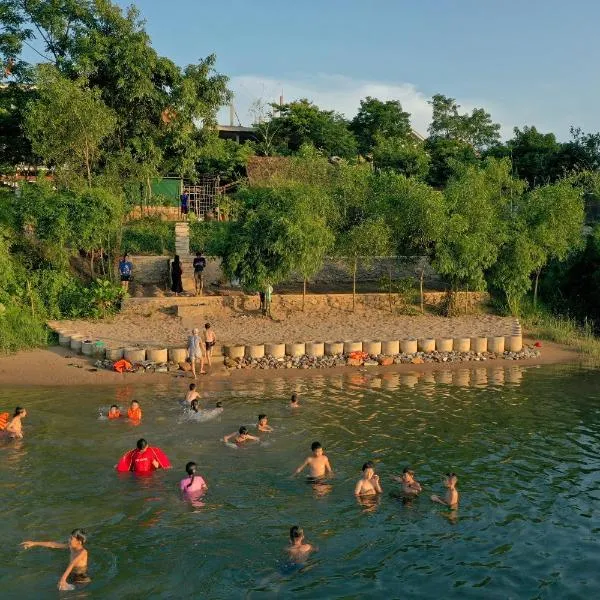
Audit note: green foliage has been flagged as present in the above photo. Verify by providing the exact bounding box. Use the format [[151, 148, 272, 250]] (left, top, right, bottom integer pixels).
[[195, 135, 254, 183], [372, 135, 430, 179], [424, 137, 479, 188], [0, 304, 49, 354], [122, 218, 175, 255], [190, 221, 233, 256]]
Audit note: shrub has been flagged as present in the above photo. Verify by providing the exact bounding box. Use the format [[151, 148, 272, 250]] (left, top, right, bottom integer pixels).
[[122, 218, 175, 254], [0, 304, 49, 354]]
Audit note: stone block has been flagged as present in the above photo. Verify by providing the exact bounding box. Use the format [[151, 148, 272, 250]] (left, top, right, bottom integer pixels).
[[70, 335, 84, 353], [417, 338, 435, 352], [343, 341, 362, 354], [265, 343, 286, 358], [146, 348, 168, 363], [168, 348, 187, 363], [453, 337, 471, 352], [245, 344, 265, 359], [470, 337, 488, 353], [105, 347, 124, 361], [124, 348, 146, 362], [488, 336, 505, 353], [225, 345, 245, 360], [400, 339, 417, 354], [305, 342, 325, 357], [362, 341, 381, 355], [508, 335, 523, 352], [285, 342, 306, 357], [325, 341, 344, 355], [436, 338, 453, 352], [382, 340, 400, 355]]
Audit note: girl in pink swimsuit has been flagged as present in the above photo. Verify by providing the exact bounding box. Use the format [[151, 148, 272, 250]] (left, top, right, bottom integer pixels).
[[179, 462, 208, 498]]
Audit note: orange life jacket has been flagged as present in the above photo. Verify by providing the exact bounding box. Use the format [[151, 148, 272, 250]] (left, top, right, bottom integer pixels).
[[108, 410, 121, 420], [128, 407, 142, 421], [0, 412, 9, 431], [113, 359, 133, 373]]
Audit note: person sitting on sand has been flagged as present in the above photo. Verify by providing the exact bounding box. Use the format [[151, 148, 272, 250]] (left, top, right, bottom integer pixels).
[[431, 472, 459, 509], [21, 529, 90, 591], [286, 526, 315, 563], [107, 405, 121, 420], [257, 414, 273, 432], [127, 400, 142, 422], [185, 383, 200, 404], [180, 461, 208, 498], [202, 323, 216, 367], [392, 467, 422, 496], [223, 426, 259, 445], [4, 407, 27, 439], [354, 461, 383, 496], [289, 393, 300, 409], [294, 441, 333, 479]]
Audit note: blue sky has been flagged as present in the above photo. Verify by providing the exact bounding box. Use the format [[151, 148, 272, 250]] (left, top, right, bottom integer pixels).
[[115, 1, 599, 138]]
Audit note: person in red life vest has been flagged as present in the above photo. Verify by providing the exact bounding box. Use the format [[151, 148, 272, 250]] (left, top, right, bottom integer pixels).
[[127, 400, 142, 422], [107, 405, 121, 420], [115, 438, 171, 474]]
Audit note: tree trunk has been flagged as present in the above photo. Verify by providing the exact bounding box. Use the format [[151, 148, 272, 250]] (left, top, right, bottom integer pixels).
[[533, 268, 541, 308], [90, 249, 95, 279], [388, 264, 393, 313], [303, 277, 307, 312], [419, 268, 425, 314], [352, 257, 357, 312]]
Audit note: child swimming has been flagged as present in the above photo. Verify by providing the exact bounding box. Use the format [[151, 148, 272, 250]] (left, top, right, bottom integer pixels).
[[289, 393, 300, 408], [431, 472, 459, 509], [392, 467, 422, 496], [354, 461, 383, 496], [185, 383, 200, 404], [21, 528, 90, 591], [107, 405, 121, 420], [127, 400, 142, 421], [294, 441, 333, 479], [115, 438, 172, 473], [286, 526, 315, 563], [180, 461, 208, 498], [4, 407, 27, 439], [223, 426, 259, 445], [257, 414, 273, 432]]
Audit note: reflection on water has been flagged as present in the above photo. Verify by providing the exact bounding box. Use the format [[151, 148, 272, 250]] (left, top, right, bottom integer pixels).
[[1, 363, 600, 598]]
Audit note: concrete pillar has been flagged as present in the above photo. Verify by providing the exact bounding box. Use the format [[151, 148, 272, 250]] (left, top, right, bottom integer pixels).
[[343, 341, 363, 354], [471, 337, 488, 353], [105, 347, 124, 361], [146, 348, 168, 363], [245, 344, 265, 359], [362, 341, 381, 355], [58, 332, 73, 347], [508, 335, 523, 352], [124, 348, 146, 362], [305, 342, 325, 357], [70, 335, 84, 353], [82, 341, 96, 356], [418, 338, 435, 352], [435, 370, 452, 384], [285, 342, 306, 357], [168, 348, 187, 363], [382, 340, 400, 355], [452, 369, 470, 387], [225, 345, 245, 360], [435, 338, 453, 352], [325, 341, 344, 356], [400, 339, 417, 354], [454, 337, 471, 352], [265, 343, 286, 358], [488, 336, 505, 353]]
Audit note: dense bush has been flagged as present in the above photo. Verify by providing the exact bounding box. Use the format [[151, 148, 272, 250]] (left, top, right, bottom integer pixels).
[[121, 217, 175, 254], [189, 221, 233, 256]]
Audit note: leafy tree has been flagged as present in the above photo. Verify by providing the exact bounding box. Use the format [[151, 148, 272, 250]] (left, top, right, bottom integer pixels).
[[372, 135, 430, 179], [195, 135, 254, 184], [267, 99, 357, 158], [0, 83, 36, 170], [24, 65, 116, 187], [424, 137, 478, 188], [350, 96, 411, 155], [555, 127, 600, 175]]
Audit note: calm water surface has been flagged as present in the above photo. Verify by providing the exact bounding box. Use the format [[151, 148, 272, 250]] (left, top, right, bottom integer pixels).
[[1, 364, 599, 599]]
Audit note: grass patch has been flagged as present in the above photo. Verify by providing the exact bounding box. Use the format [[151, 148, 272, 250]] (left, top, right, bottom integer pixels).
[[122, 217, 175, 255], [0, 305, 50, 354]]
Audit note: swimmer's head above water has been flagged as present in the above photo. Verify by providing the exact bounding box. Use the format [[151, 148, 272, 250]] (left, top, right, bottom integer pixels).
[[69, 529, 87, 549], [130, 400, 140, 409], [311, 441, 323, 456], [190, 400, 199, 412], [444, 472, 458, 488], [290, 393, 298, 404], [14, 406, 26, 417], [189, 383, 196, 391], [239, 426, 248, 435], [289, 526, 304, 543], [258, 414, 267, 425], [136, 438, 148, 451], [216, 401, 223, 408], [362, 461, 375, 478], [185, 461, 197, 488]]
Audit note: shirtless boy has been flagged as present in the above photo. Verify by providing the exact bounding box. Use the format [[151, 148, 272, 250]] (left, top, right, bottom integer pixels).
[[431, 472, 459, 509], [5, 407, 26, 439], [223, 426, 260, 444], [185, 383, 200, 404], [202, 323, 216, 367], [294, 442, 333, 479], [21, 529, 89, 591], [354, 461, 383, 496], [257, 414, 273, 432], [289, 393, 300, 408], [286, 526, 315, 562], [392, 467, 422, 496]]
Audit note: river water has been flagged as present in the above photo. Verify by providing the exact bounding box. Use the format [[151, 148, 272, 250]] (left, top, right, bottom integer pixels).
[[1, 364, 599, 599]]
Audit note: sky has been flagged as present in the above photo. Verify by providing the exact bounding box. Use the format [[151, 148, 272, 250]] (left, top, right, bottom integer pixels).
[[110, 1, 600, 139]]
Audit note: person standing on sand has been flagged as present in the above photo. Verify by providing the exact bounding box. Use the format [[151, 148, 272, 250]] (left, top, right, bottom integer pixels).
[[171, 255, 184, 296], [188, 328, 206, 378], [263, 283, 273, 317], [202, 323, 216, 366], [118, 253, 133, 292], [193, 251, 207, 296]]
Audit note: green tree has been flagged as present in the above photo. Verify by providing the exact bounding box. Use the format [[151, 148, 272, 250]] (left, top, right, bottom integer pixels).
[[424, 137, 478, 188], [350, 96, 411, 155], [24, 65, 116, 187], [372, 134, 430, 179]]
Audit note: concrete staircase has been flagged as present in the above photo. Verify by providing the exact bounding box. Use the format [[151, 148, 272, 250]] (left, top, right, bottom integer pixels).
[[174, 222, 195, 292]]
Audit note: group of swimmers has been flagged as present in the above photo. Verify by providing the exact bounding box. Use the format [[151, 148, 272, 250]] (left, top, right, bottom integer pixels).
[[8, 387, 460, 589]]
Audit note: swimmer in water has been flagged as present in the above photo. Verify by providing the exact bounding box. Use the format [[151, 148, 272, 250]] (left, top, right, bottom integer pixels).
[[127, 400, 142, 421], [286, 526, 315, 563], [21, 528, 90, 591], [289, 393, 300, 408], [5, 407, 27, 439], [392, 467, 422, 496], [257, 414, 273, 432], [431, 472, 459, 509], [180, 461, 208, 497], [223, 426, 259, 444], [354, 461, 383, 496], [293, 441, 333, 479], [185, 383, 200, 404], [107, 405, 121, 420], [190, 399, 200, 413]]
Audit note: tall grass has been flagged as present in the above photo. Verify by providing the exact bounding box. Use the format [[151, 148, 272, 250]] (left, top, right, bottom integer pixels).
[[0, 305, 49, 354]]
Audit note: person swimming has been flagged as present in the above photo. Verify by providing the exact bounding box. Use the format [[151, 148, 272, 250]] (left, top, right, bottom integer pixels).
[[223, 426, 259, 445], [431, 472, 459, 509], [257, 414, 273, 432], [289, 393, 300, 408], [179, 461, 208, 498], [4, 407, 27, 439], [354, 461, 383, 496], [185, 383, 200, 404], [293, 441, 333, 479], [391, 467, 422, 496], [127, 400, 142, 421], [286, 526, 315, 563], [107, 405, 121, 420], [190, 399, 200, 413], [115, 438, 172, 473], [21, 528, 90, 591]]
